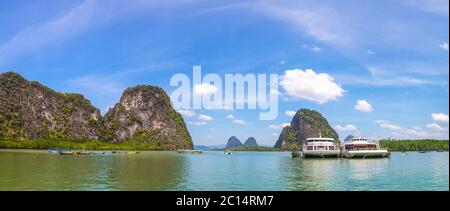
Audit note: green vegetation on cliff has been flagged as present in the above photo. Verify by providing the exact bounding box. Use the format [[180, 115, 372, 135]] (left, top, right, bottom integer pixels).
[[0, 72, 193, 150], [0, 138, 178, 151], [379, 139, 449, 151], [274, 108, 339, 150]]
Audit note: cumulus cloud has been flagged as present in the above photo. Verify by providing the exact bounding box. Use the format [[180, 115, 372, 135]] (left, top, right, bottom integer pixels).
[[432, 113, 449, 123], [355, 100, 373, 112], [334, 124, 359, 132], [198, 114, 213, 121], [427, 123, 444, 131], [302, 44, 322, 52], [284, 110, 296, 117], [440, 42, 449, 51], [378, 123, 402, 131], [194, 83, 218, 95], [374, 120, 441, 139], [366, 49, 375, 55], [178, 109, 214, 122], [188, 121, 207, 126], [280, 69, 344, 104], [178, 109, 197, 117], [232, 119, 248, 125], [226, 114, 235, 119], [269, 123, 290, 130]]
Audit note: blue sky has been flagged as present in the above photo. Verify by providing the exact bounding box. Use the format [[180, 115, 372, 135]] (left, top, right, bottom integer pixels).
[[0, 0, 448, 146]]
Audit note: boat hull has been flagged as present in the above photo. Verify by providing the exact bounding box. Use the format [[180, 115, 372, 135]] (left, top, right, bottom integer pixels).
[[303, 150, 340, 158], [343, 150, 390, 158]]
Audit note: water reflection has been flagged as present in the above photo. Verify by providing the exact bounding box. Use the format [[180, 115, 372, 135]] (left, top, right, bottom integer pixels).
[[0, 150, 448, 191], [281, 158, 341, 191], [109, 152, 187, 190]]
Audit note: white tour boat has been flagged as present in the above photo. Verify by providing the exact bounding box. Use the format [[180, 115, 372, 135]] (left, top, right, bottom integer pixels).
[[341, 137, 390, 158], [302, 136, 340, 158]]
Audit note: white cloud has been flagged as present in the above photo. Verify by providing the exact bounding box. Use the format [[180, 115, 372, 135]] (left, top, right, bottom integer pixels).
[[401, 0, 449, 16], [334, 124, 359, 132], [188, 121, 207, 126], [194, 83, 218, 95], [280, 69, 344, 104], [374, 121, 434, 139], [284, 110, 296, 117], [269, 123, 290, 130], [335, 60, 446, 88], [232, 119, 248, 125], [379, 123, 402, 131], [366, 49, 375, 55], [374, 120, 387, 124], [209, 128, 216, 131], [302, 44, 322, 52], [427, 123, 444, 131], [0, 1, 100, 65], [355, 100, 373, 112], [178, 110, 213, 122], [198, 114, 213, 121], [257, 2, 352, 45], [178, 109, 197, 117], [272, 133, 279, 137], [440, 42, 449, 51], [226, 114, 235, 119], [432, 113, 449, 123]]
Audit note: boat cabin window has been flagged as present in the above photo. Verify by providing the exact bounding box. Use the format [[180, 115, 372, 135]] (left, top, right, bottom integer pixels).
[[328, 146, 335, 150], [307, 146, 313, 150]]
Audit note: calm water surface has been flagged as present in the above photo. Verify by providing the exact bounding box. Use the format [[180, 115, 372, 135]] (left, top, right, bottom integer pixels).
[[0, 150, 448, 191]]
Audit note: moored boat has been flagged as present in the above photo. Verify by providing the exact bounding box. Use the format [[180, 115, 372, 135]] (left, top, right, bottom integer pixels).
[[49, 148, 80, 155], [58, 150, 77, 155], [76, 151, 94, 155], [341, 137, 390, 158], [224, 149, 232, 155], [191, 150, 203, 154], [177, 150, 203, 154], [302, 136, 340, 158]]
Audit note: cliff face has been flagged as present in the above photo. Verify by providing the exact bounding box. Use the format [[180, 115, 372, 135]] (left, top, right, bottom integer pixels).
[[226, 136, 243, 148], [0, 72, 101, 140], [274, 108, 339, 150], [0, 72, 193, 150], [102, 85, 193, 150], [244, 137, 258, 147]]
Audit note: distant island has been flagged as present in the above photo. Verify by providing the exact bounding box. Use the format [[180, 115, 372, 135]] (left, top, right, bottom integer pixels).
[[0, 72, 193, 151], [221, 136, 279, 151]]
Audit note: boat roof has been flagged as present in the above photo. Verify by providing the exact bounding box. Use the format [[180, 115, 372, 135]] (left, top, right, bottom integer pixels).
[[351, 137, 368, 141], [344, 137, 377, 145], [306, 137, 335, 141]]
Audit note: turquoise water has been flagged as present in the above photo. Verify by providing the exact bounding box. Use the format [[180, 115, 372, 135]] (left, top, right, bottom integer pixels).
[[0, 150, 448, 191]]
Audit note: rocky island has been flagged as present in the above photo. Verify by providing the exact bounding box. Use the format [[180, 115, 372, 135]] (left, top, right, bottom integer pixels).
[[274, 108, 339, 151], [0, 72, 193, 150]]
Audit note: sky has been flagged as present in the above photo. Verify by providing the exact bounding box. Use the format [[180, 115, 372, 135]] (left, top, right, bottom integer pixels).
[[0, 0, 448, 146]]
